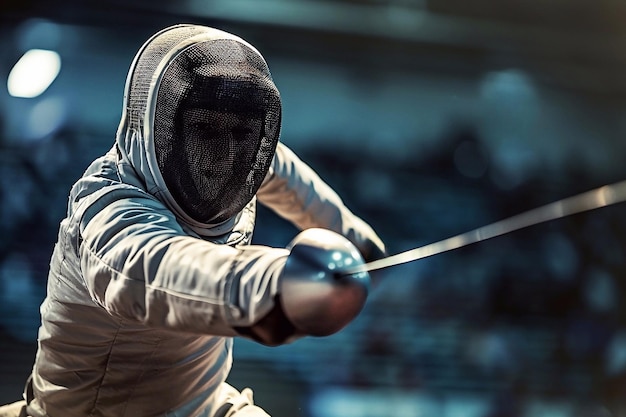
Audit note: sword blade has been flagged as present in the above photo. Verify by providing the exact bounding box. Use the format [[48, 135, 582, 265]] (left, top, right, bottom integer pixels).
[[343, 180, 626, 275]]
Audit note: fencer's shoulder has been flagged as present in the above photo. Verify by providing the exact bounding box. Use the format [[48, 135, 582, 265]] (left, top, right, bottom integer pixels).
[[81, 149, 119, 182], [68, 151, 158, 216]]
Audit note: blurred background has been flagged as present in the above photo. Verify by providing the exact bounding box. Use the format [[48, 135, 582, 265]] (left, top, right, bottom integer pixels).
[[1, 1, 626, 416]]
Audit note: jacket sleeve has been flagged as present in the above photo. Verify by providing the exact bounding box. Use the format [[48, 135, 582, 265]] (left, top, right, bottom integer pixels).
[[77, 186, 289, 336], [256, 142, 386, 261]]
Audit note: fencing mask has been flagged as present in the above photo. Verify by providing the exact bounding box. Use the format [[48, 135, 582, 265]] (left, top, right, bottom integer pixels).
[[125, 25, 281, 225]]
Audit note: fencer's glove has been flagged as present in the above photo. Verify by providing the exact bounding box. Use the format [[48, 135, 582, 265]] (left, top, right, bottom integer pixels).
[[279, 228, 370, 337]]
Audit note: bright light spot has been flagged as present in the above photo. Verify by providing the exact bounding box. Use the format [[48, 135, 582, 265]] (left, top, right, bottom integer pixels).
[[8, 49, 61, 98]]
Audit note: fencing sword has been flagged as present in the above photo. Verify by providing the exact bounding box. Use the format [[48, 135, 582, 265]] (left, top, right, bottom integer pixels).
[[342, 179, 626, 275]]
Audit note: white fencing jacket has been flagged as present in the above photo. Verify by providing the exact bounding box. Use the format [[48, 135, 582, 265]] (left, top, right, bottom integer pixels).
[[27, 141, 385, 417]]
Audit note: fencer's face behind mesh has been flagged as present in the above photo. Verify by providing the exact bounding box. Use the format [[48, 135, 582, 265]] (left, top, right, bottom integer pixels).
[[153, 38, 281, 224], [181, 109, 263, 204]]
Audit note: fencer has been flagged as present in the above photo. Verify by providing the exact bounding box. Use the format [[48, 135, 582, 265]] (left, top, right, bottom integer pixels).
[[1, 24, 386, 417]]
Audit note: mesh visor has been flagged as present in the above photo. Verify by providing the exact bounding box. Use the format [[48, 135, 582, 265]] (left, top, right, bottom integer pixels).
[[153, 39, 281, 223]]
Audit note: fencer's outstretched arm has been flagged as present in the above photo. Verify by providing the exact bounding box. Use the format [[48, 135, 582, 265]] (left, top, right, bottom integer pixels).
[[77, 186, 367, 346], [257, 143, 386, 261]]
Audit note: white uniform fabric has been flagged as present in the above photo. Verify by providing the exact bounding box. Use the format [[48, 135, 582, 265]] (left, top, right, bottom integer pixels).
[[25, 24, 385, 417]]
